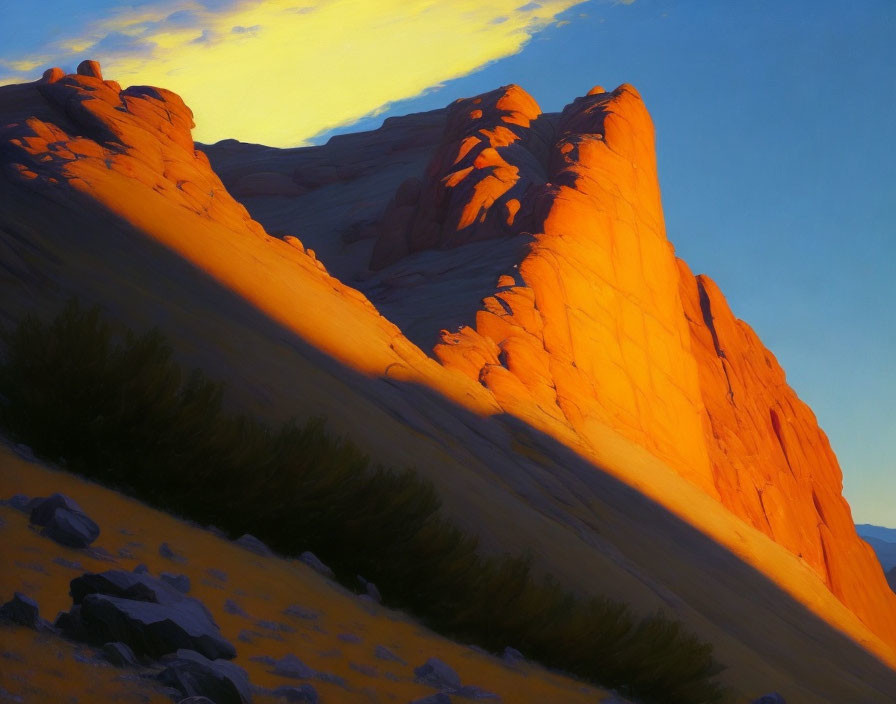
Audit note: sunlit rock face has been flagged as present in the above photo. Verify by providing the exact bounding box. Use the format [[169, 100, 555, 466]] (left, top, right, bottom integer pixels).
[[373, 83, 896, 644]]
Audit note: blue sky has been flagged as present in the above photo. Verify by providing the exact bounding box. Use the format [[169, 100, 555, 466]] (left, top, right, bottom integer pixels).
[[1, 0, 893, 524]]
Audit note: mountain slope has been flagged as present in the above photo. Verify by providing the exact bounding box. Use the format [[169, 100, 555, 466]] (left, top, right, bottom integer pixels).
[[2, 62, 896, 702]]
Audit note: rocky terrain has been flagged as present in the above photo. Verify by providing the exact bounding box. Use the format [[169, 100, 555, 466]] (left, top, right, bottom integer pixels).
[[0, 443, 615, 704], [1, 61, 895, 702]]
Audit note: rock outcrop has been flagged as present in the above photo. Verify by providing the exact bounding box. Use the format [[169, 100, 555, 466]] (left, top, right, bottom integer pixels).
[[3, 62, 896, 700]]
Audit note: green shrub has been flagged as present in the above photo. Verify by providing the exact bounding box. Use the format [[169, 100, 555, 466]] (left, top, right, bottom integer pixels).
[[0, 301, 730, 704]]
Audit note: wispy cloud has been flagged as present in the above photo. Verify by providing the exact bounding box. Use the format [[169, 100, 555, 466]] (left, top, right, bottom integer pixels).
[[0, 0, 590, 146]]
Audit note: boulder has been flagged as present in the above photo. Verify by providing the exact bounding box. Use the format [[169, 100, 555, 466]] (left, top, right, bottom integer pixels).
[[270, 653, 315, 679], [502, 647, 524, 663], [414, 658, 461, 690], [101, 640, 139, 667], [0, 592, 41, 628], [298, 552, 333, 579], [7, 494, 31, 511], [235, 534, 273, 557], [358, 575, 382, 603], [76, 60, 103, 79], [374, 644, 406, 665], [158, 649, 250, 704], [61, 570, 235, 660], [160, 542, 187, 563]]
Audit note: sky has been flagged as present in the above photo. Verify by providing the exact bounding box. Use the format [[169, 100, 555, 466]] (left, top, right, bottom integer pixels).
[[0, 0, 893, 525]]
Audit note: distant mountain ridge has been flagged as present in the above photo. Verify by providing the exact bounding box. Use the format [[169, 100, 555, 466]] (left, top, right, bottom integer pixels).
[[857, 523, 896, 543], [858, 525, 896, 571]]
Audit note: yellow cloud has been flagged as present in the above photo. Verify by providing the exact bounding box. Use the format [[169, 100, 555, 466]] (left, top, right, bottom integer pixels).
[[3, 0, 587, 146]]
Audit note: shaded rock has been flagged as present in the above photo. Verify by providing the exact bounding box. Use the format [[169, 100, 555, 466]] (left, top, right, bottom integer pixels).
[[270, 653, 314, 679], [0, 593, 40, 628], [206, 568, 228, 582], [236, 534, 273, 557], [161, 573, 191, 594], [374, 644, 406, 665], [7, 494, 30, 511], [224, 599, 248, 617], [338, 632, 361, 644], [53, 557, 84, 570], [62, 570, 234, 660], [134, 564, 150, 574], [177, 698, 216, 704], [283, 604, 318, 620], [160, 542, 187, 563], [238, 629, 259, 644], [76, 60, 103, 79], [414, 658, 461, 690], [271, 684, 318, 702], [358, 575, 382, 603], [249, 654, 277, 666], [752, 696, 786, 704], [502, 647, 524, 663], [28, 493, 100, 548], [455, 685, 500, 699], [298, 552, 333, 579], [158, 649, 250, 704], [102, 640, 139, 667], [350, 662, 377, 677]]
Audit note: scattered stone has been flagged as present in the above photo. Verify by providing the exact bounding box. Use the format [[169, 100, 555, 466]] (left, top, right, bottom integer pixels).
[[298, 552, 333, 579], [338, 632, 362, 643], [249, 654, 277, 666], [374, 644, 406, 665], [350, 662, 377, 677], [158, 649, 250, 704], [102, 641, 139, 667], [502, 647, 524, 663], [85, 545, 117, 562], [752, 696, 786, 704], [256, 619, 294, 633], [0, 593, 40, 628], [159, 542, 187, 563], [283, 604, 318, 620], [161, 573, 191, 594], [59, 570, 235, 660], [455, 685, 500, 699], [7, 494, 30, 511], [236, 533, 273, 556], [28, 494, 100, 548], [270, 653, 315, 679], [238, 630, 259, 644], [313, 671, 346, 687], [206, 568, 228, 582], [57, 559, 87, 578], [224, 599, 248, 617], [133, 564, 150, 574], [271, 684, 318, 703], [414, 658, 461, 690], [358, 576, 382, 603]]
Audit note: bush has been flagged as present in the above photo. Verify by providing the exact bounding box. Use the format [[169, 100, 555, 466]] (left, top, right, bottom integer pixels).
[[0, 301, 730, 704]]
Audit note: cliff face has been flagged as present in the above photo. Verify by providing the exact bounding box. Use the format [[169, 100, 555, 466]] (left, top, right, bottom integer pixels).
[[370, 83, 896, 645], [4, 62, 896, 700]]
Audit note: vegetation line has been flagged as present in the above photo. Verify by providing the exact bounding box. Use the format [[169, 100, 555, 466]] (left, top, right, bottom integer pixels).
[[0, 301, 730, 704]]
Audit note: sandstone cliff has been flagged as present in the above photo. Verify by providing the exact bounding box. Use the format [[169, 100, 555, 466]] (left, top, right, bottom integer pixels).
[[3, 63, 896, 702]]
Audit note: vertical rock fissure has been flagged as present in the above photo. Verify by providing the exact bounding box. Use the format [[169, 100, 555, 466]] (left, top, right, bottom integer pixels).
[[769, 408, 795, 477], [696, 277, 735, 403]]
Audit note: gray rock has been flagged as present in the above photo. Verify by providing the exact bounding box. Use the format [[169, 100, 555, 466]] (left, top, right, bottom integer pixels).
[[161, 573, 191, 594], [414, 658, 461, 690], [270, 653, 315, 679], [502, 647, 524, 663], [28, 494, 100, 548], [409, 695, 452, 704], [133, 563, 150, 574], [61, 570, 234, 660], [350, 662, 377, 677], [374, 644, 406, 665], [158, 649, 250, 704], [236, 534, 273, 557], [29, 493, 85, 525], [298, 552, 333, 579], [283, 604, 318, 620], [101, 640, 139, 667], [206, 568, 228, 582], [238, 629, 259, 644], [224, 599, 248, 617], [271, 684, 318, 703], [249, 654, 277, 666], [338, 632, 361, 643], [7, 494, 31, 511], [53, 557, 84, 570], [0, 592, 40, 628], [752, 696, 786, 704], [358, 576, 382, 603], [160, 542, 187, 563]]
